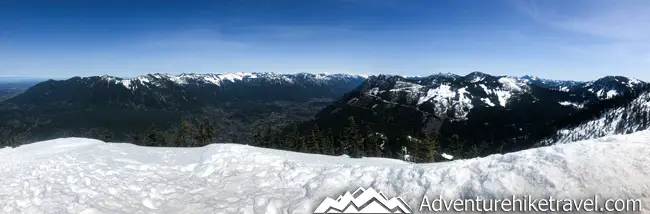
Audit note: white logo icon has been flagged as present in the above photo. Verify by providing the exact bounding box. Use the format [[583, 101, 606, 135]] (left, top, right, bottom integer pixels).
[[313, 187, 413, 213]]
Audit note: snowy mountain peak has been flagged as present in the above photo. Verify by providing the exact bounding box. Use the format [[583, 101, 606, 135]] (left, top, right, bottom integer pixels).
[[520, 74, 539, 80], [592, 76, 645, 88], [357, 73, 541, 120], [95, 72, 368, 90], [465, 71, 493, 83]]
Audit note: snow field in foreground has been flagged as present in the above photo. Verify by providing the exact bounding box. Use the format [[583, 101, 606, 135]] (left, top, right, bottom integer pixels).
[[1, 131, 649, 213]]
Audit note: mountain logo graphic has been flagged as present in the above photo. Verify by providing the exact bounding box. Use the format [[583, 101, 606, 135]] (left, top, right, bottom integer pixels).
[[313, 187, 413, 213]]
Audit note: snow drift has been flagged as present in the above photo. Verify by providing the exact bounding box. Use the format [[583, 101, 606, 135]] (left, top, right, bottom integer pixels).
[[1, 131, 650, 213]]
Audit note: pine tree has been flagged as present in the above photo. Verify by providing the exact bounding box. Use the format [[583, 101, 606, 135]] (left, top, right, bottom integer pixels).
[[130, 131, 144, 145], [266, 127, 280, 149], [381, 136, 393, 158], [343, 116, 362, 158], [447, 134, 465, 159], [297, 136, 308, 153], [321, 129, 335, 155], [285, 125, 301, 151], [496, 141, 506, 154], [100, 129, 114, 142], [145, 127, 166, 147], [307, 124, 323, 154], [396, 136, 411, 161], [175, 120, 193, 147], [363, 133, 382, 157], [415, 134, 439, 163], [336, 132, 346, 155], [465, 144, 482, 158], [194, 122, 215, 146], [253, 126, 270, 148], [643, 111, 650, 129], [205, 122, 216, 144]]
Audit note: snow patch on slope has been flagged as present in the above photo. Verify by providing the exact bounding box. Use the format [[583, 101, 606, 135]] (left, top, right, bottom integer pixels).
[[417, 84, 455, 105], [481, 97, 495, 107], [596, 89, 619, 99], [558, 101, 584, 109], [541, 92, 650, 145], [2, 132, 650, 213], [498, 77, 523, 91], [557, 86, 570, 92], [417, 85, 474, 119], [478, 79, 526, 107]]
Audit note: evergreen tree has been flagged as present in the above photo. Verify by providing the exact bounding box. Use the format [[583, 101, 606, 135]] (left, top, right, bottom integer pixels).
[[100, 129, 114, 142], [130, 131, 144, 145], [496, 141, 506, 154], [343, 116, 362, 158], [321, 129, 336, 155], [194, 122, 215, 146], [297, 136, 308, 153], [465, 144, 482, 158], [363, 133, 382, 157], [381, 136, 393, 158], [447, 134, 465, 159], [415, 134, 439, 163], [307, 124, 323, 154], [285, 125, 301, 151], [336, 132, 346, 155], [145, 127, 166, 147], [175, 120, 193, 147], [396, 136, 411, 161], [253, 126, 270, 148], [266, 127, 280, 149], [643, 111, 650, 129]]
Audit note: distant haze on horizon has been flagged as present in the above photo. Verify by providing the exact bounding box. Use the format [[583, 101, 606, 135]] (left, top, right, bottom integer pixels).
[[1, 0, 650, 81]]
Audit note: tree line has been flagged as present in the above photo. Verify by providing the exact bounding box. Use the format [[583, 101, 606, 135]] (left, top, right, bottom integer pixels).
[[1, 116, 488, 164], [251, 116, 486, 163]]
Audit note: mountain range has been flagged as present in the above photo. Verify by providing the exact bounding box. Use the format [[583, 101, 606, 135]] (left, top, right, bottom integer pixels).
[[298, 72, 648, 158], [539, 91, 650, 145], [1, 71, 648, 160], [0, 73, 366, 145]]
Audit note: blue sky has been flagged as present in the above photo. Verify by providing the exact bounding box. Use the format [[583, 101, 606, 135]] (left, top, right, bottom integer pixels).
[[1, 0, 649, 81]]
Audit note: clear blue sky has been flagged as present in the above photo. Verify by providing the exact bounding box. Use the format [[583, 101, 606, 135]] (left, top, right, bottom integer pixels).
[[1, 0, 649, 81]]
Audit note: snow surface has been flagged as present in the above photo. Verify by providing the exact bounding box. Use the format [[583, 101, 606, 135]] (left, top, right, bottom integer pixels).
[[440, 153, 454, 160], [2, 132, 650, 213]]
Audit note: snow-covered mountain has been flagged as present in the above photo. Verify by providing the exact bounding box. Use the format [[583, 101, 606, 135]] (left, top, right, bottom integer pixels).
[[517, 75, 646, 99], [1, 131, 649, 213], [358, 72, 538, 120], [0, 72, 367, 144], [334, 72, 645, 121], [102, 72, 368, 90], [539, 91, 650, 145], [305, 72, 648, 157], [4, 72, 367, 109]]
